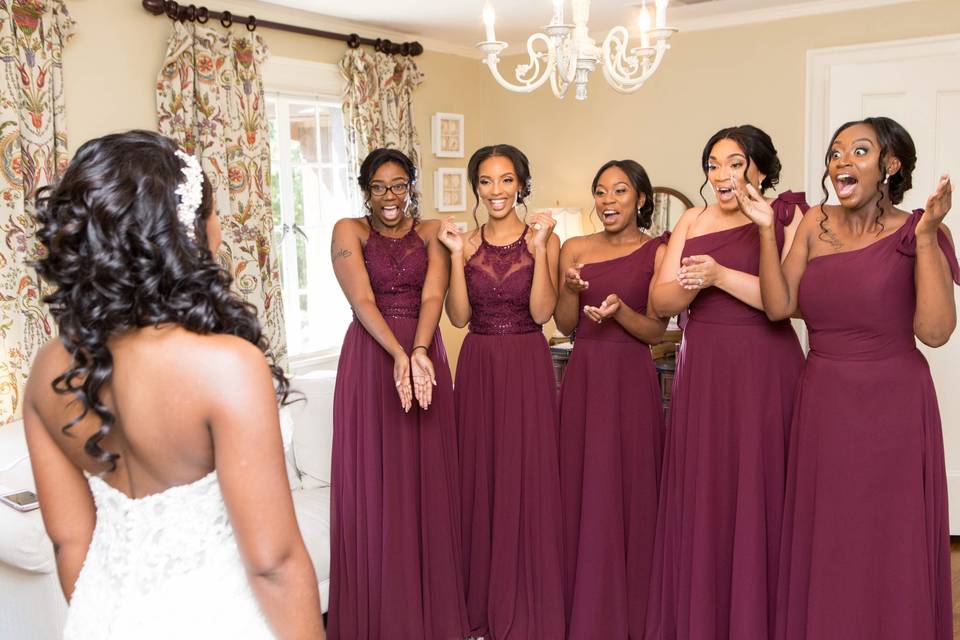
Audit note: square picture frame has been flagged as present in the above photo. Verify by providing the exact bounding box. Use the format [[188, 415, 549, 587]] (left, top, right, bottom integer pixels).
[[431, 112, 465, 158], [435, 167, 467, 212]]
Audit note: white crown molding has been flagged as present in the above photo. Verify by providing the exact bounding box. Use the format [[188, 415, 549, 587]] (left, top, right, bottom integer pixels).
[[214, 0, 479, 58], [669, 0, 918, 33]]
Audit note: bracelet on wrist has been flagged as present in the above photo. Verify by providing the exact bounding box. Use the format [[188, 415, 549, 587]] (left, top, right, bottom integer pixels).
[[411, 345, 429, 354]]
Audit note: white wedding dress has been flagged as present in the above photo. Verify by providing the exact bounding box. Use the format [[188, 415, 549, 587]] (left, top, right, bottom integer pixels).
[[63, 470, 275, 639]]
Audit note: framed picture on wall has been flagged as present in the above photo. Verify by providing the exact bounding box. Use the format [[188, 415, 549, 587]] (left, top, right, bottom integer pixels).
[[435, 168, 467, 212], [431, 113, 465, 158]]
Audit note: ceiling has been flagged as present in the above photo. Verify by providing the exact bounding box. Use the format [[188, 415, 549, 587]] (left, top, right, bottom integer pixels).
[[257, 0, 916, 56]]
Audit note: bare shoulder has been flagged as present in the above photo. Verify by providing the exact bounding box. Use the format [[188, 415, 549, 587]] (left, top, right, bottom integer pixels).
[[24, 338, 72, 405], [675, 206, 704, 231], [418, 218, 442, 233], [187, 332, 269, 381], [332, 216, 368, 237], [799, 204, 825, 229], [560, 234, 586, 254], [417, 218, 442, 242]]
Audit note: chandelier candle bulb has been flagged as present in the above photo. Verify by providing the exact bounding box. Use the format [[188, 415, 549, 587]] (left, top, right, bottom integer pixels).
[[639, 6, 651, 49], [655, 0, 668, 29], [552, 0, 564, 25], [483, 3, 496, 42]]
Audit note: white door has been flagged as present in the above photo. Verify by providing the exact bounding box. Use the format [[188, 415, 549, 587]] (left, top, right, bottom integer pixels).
[[806, 34, 960, 532]]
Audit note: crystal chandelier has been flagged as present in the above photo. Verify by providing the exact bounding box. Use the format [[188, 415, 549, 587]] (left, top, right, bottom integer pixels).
[[478, 0, 677, 100]]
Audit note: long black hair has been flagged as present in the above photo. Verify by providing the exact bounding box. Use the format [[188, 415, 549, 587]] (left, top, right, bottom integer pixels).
[[32, 130, 289, 468], [466, 144, 532, 229], [591, 159, 655, 229], [699, 125, 782, 208], [819, 116, 916, 239], [358, 147, 420, 219]]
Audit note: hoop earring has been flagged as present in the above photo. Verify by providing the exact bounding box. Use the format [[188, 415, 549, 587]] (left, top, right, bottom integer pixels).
[[403, 197, 412, 218]]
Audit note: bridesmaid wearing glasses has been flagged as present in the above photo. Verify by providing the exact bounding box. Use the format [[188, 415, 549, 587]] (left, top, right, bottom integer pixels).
[[329, 148, 468, 639]]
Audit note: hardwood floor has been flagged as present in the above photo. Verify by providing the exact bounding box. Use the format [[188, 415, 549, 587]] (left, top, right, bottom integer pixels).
[[952, 537, 960, 638]]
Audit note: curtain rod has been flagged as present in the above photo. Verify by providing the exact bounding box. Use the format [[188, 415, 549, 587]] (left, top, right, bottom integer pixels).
[[141, 0, 425, 56]]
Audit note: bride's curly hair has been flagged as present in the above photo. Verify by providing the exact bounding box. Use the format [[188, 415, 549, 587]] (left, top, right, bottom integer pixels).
[[32, 130, 289, 469]]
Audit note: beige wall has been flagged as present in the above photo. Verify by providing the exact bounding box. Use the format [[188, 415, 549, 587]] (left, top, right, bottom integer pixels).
[[60, 0, 959, 370]]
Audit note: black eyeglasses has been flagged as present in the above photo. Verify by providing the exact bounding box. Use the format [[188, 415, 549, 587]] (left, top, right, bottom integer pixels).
[[370, 183, 410, 197]]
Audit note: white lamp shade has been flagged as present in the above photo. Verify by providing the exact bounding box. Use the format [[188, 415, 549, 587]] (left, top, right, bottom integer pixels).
[[539, 207, 583, 243]]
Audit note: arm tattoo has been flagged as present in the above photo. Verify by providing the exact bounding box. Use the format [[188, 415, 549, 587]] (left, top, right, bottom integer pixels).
[[332, 247, 353, 262]]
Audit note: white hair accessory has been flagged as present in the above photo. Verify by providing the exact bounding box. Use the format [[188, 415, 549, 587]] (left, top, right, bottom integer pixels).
[[174, 150, 203, 240]]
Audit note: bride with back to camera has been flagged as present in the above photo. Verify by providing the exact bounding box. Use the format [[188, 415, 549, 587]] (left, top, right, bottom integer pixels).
[[23, 130, 325, 639]]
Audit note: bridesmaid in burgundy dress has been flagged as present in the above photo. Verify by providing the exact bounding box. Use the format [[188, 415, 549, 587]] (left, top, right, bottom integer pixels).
[[737, 116, 957, 640], [329, 149, 468, 639], [647, 126, 807, 640], [554, 160, 669, 640], [438, 144, 564, 640]]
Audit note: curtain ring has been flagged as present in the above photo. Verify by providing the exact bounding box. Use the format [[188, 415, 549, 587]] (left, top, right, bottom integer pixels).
[[246, 15, 256, 32], [381, 38, 393, 53], [220, 10, 233, 28], [185, 4, 197, 21], [347, 33, 361, 49], [164, 0, 179, 20], [196, 6, 209, 23]]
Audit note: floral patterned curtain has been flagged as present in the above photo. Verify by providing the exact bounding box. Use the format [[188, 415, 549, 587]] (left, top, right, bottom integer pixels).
[[0, 0, 73, 422], [339, 48, 424, 181], [157, 22, 286, 364]]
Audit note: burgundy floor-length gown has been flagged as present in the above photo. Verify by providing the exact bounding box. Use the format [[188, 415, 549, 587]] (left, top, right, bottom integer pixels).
[[776, 211, 959, 640], [456, 225, 565, 640], [645, 192, 808, 640], [329, 222, 468, 640], [559, 233, 669, 640]]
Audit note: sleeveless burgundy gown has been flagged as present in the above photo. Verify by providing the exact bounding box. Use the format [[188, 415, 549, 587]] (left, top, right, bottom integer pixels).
[[776, 211, 959, 640], [645, 192, 808, 640], [456, 225, 565, 640], [329, 221, 468, 640], [559, 233, 669, 640]]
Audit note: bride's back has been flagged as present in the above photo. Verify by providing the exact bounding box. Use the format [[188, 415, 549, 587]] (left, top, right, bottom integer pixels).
[[29, 324, 263, 498]]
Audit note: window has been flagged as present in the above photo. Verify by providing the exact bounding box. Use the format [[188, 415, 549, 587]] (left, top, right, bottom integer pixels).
[[267, 93, 358, 361]]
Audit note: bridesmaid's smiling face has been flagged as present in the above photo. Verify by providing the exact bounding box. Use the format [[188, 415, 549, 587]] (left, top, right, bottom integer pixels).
[[706, 138, 767, 213], [827, 123, 902, 210], [366, 161, 413, 229], [477, 156, 520, 221], [594, 165, 642, 232]]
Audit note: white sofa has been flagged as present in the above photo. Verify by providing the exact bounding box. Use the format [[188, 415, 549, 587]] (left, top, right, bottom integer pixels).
[[0, 370, 336, 639]]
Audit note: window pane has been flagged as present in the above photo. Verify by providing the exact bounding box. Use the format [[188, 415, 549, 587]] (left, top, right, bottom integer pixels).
[[289, 103, 318, 164], [296, 166, 323, 227], [318, 109, 333, 164], [296, 232, 308, 290], [292, 167, 305, 226], [270, 167, 282, 228]]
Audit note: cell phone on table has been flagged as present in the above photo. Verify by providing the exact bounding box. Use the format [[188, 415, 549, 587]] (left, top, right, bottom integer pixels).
[[0, 490, 39, 512]]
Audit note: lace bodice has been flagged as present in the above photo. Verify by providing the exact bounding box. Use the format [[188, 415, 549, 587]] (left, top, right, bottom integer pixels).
[[465, 225, 540, 335], [363, 219, 427, 319], [63, 472, 274, 639]]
